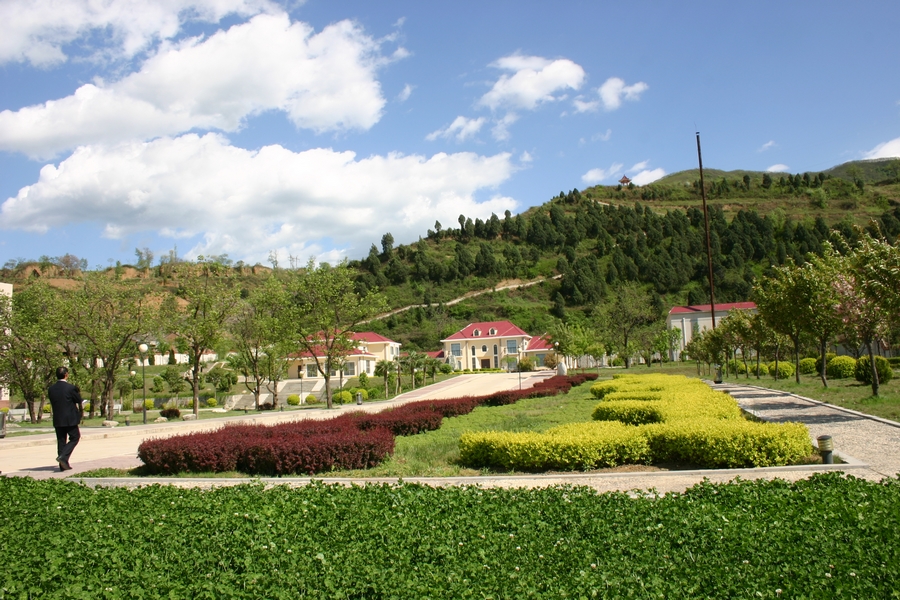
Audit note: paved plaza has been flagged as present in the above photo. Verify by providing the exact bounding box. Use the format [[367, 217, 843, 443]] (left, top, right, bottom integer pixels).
[[2, 375, 898, 492]]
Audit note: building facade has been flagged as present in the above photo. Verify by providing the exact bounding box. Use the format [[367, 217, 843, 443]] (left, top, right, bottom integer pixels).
[[287, 332, 401, 381], [441, 321, 538, 371], [666, 301, 757, 361]]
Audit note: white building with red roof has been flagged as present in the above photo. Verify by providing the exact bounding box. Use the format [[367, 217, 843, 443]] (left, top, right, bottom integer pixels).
[[286, 332, 400, 381], [667, 301, 757, 360], [441, 320, 555, 370]]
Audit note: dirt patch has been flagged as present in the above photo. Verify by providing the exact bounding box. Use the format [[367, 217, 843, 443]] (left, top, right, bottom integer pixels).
[[45, 278, 81, 290]]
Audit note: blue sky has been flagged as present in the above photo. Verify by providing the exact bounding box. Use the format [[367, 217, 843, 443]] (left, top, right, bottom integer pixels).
[[1, 0, 899, 269]]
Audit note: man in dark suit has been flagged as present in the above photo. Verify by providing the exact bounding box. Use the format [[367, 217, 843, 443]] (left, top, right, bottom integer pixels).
[[48, 366, 83, 471]]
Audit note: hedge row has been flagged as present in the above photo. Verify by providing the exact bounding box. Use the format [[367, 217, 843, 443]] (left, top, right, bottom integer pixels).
[[460, 374, 812, 471], [139, 375, 585, 476]]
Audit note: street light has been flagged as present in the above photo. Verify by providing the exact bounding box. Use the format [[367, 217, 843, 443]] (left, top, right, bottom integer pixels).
[[138, 343, 148, 424]]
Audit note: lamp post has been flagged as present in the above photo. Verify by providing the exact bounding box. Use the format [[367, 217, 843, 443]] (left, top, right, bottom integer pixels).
[[130, 370, 136, 408], [138, 344, 148, 424], [517, 348, 522, 389]]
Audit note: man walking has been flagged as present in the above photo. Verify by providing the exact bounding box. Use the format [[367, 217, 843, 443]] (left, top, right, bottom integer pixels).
[[48, 366, 83, 471]]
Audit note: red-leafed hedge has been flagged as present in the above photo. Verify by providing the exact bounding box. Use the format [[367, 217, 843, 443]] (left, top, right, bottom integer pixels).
[[138, 375, 590, 476]]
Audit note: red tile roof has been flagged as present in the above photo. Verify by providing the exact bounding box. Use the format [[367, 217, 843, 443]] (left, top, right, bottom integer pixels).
[[351, 332, 397, 344], [669, 301, 756, 315], [425, 350, 445, 359], [442, 321, 530, 341], [525, 334, 554, 352]]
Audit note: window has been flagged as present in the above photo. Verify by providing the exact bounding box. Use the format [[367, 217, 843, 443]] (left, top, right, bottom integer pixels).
[[473, 329, 481, 337], [489, 328, 496, 335], [344, 362, 355, 376], [306, 364, 317, 378], [471, 357, 477, 369], [493, 356, 498, 368], [493, 344, 498, 355], [471, 346, 476, 356], [506, 340, 518, 354], [481, 345, 487, 352], [451, 343, 461, 357]]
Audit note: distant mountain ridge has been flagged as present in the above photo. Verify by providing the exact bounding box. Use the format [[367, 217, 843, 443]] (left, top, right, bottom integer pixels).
[[659, 158, 900, 186]]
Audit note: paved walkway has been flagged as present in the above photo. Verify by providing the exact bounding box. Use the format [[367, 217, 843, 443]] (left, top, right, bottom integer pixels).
[[4, 378, 899, 493], [0, 372, 552, 479]]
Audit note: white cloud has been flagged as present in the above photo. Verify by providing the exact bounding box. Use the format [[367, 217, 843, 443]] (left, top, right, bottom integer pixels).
[[758, 140, 777, 152], [767, 164, 790, 173], [426, 116, 486, 142], [600, 77, 648, 111], [581, 163, 624, 184], [491, 113, 520, 141], [628, 160, 649, 172], [631, 168, 666, 186], [0, 134, 517, 264], [519, 151, 533, 163], [397, 84, 413, 102], [478, 54, 585, 112], [864, 137, 900, 159], [0, 0, 278, 67], [0, 13, 395, 159]]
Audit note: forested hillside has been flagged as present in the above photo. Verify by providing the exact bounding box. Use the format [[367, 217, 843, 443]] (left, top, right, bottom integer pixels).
[[3, 160, 900, 352]]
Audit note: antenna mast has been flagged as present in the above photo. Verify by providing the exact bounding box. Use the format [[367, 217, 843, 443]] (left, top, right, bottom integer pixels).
[[696, 132, 717, 329]]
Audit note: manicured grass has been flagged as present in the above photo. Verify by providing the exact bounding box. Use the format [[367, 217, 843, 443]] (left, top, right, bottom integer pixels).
[[326, 378, 611, 478]]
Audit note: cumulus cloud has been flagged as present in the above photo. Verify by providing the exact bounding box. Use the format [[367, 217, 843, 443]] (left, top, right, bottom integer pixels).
[[864, 137, 900, 159], [581, 163, 624, 184], [0, 0, 277, 67], [0, 13, 396, 159], [490, 113, 520, 142], [758, 140, 776, 152], [767, 164, 790, 172], [631, 168, 666, 185], [426, 116, 486, 142], [574, 77, 648, 113], [478, 54, 584, 111], [0, 134, 517, 263]]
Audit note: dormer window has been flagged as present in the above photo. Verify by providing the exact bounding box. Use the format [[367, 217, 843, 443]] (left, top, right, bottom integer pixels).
[[473, 329, 480, 337], [489, 328, 496, 335]]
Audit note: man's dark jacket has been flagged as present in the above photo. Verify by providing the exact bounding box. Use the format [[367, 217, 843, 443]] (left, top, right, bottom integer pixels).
[[48, 380, 82, 427]]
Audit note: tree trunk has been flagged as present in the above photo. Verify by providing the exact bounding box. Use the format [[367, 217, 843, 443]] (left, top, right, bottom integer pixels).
[[324, 374, 333, 409], [793, 337, 801, 384], [867, 341, 880, 397], [819, 337, 828, 388], [192, 354, 201, 416]]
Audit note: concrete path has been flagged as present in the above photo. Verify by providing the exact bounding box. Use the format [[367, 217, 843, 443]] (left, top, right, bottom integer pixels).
[[0, 372, 552, 479], [5, 378, 899, 493]]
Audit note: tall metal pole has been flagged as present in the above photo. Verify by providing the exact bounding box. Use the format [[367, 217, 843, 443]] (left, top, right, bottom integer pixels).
[[139, 344, 148, 424], [696, 133, 717, 329]]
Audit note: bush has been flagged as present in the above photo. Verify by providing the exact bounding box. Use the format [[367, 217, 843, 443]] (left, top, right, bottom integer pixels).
[[206, 398, 217, 408], [143, 399, 155, 411], [611, 357, 625, 367], [367, 387, 381, 400], [855, 355, 893, 385], [724, 358, 745, 375], [332, 391, 352, 405], [768, 361, 795, 379], [357, 372, 369, 388], [827, 355, 856, 379], [749, 362, 768, 377], [42, 403, 52, 413], [305, 394, 319, 405], [287, 394, 301, 406], [798, 357, 817, 375], [815, 352, 837, 374], [160, 407, 181, 419], [888, 357, 900, 368], [259, 402, 274, 411], [439, 363, 453, 374]]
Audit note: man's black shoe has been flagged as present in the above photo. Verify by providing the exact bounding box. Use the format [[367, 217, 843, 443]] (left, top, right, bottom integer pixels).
[[60, 461, 73, 471]]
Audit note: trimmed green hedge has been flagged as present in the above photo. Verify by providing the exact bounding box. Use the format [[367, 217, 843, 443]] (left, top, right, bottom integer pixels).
[[768, 361, 795, 379], [798, 357, 817, 375], [462, 374, 812, 471]]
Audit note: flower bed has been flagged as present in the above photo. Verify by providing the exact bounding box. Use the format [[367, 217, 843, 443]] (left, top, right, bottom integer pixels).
[[460, 374, 812, 471], [139, 375, 584, 475]]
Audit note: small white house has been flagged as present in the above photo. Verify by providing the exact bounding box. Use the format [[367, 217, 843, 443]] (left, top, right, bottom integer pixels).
[[666, 301, 757, 361]]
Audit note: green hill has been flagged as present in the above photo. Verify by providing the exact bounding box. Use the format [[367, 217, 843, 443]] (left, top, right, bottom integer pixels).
[[4, 159, 900, 353]]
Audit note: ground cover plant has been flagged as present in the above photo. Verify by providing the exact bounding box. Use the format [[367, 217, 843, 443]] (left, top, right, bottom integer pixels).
[[137, 375, 591, 476], [0, 474, 897, 598], [460, 374, 812, 471]]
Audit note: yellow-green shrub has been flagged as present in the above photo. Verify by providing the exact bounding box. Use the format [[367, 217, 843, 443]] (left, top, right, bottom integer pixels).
[[459, 422, 650, 471], [643, 419, 812, 468], [460, 373, 812, 471]]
